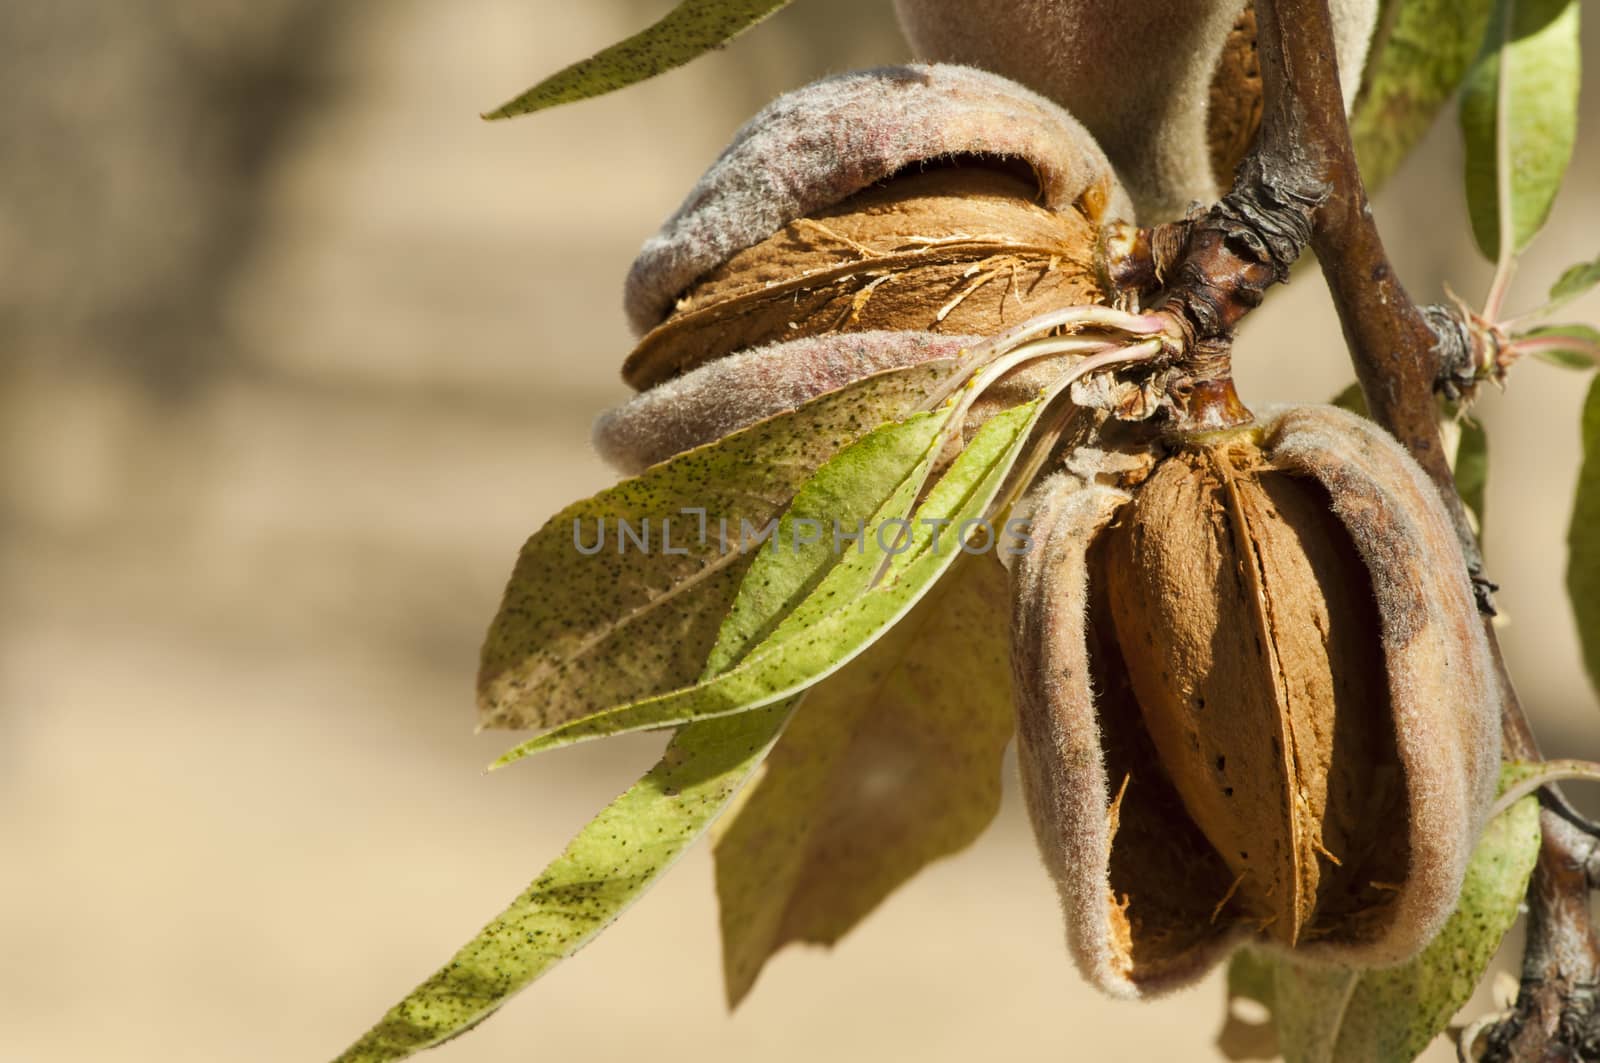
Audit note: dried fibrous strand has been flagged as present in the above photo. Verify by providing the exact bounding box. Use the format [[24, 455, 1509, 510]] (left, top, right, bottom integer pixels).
[[623, 64, 1131, 337], [623, 165, 1103, 389]]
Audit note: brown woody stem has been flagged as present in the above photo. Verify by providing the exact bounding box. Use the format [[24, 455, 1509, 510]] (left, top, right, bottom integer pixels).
[[1256, 1, 1600, 1057], [1138, 0, 1600, 1056]]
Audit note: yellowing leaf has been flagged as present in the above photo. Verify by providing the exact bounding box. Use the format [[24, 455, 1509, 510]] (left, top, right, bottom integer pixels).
[[712, 553, 1013, 1005], [493, 400, 1043, 762], [477, 362, 954, 731], [1460, 0, 1581, 261], [484, 0, 795, 120], [1351, 0, 1495, 190]]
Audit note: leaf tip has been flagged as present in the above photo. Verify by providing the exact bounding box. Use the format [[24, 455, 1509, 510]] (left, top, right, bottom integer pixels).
[[479, 101, 523, 122], [487, 748, 524, 772]]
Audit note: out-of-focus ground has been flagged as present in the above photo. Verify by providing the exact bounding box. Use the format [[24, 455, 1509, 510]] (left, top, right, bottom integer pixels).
[[3, 3, 1599, 1060]]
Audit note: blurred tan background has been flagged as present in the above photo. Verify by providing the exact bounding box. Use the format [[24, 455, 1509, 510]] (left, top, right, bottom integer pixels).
[[4, 3, 1600, 1061]]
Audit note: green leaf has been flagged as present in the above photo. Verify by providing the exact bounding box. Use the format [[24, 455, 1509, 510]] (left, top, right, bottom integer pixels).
[[1351, 0, 1496, 191], [1454, 417, 1490, 535], [698, 409, 949, 677], [1512, 252, 1600, 324], [1330, 383, 1370, 418], [1550, 254, 1600, 307], [494, 400, 1044, 763], [333, 370, 935, 1061], [1460, 0, 1581, 261], [1535, 348, 1599, 371], [1522, 324, 1600, 370], [713, 552, 1014, 1005], [1275, 792, 1540, 1062], [483, 0, 795, 120], [494, 408, 947, 757], [1225, 768, 1542, 1063], [1568, 375, 1600, 696], [1500, 760, 1555, 793], [332, 706, 793, 1063], [477, 362, 954, 731], [1272, 963, 1363, 1063], [1490, 758, 1600, 817]]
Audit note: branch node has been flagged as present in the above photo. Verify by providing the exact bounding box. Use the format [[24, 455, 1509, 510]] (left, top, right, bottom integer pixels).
[[1425, 303, 1480, 402]]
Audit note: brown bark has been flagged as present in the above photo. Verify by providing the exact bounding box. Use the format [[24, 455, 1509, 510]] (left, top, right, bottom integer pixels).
[[1254, 2, 1600, 1057], [1138, 0, 1600, 1057]]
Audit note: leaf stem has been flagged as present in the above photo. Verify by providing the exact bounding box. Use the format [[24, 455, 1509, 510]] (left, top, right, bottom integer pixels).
[[1506, 333, 1600, 368], [990, 336, 1168, 517], [1490, 760, 1600, 822], [876, 334, 1167, 587], [1482, 0, 1518, 324]]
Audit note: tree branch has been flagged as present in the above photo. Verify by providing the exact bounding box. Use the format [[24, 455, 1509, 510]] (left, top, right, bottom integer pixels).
[[1126, 0, 1600, 1057], [1247, 1, 1600, 1058]]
